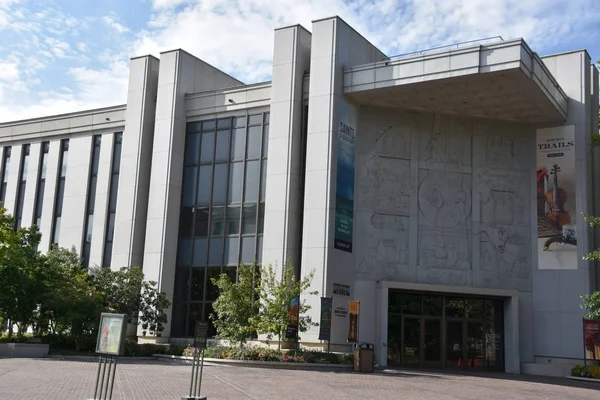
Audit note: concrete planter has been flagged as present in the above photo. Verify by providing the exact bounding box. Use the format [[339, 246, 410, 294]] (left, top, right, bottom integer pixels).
[[0, 343, 49, 358]]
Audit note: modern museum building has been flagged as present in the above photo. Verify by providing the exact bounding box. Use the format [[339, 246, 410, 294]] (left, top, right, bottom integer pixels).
[[0, 16, 598, 376]]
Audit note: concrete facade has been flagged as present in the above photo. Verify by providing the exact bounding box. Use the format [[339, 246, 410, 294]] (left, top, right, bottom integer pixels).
[[0, 16, 597, 376]]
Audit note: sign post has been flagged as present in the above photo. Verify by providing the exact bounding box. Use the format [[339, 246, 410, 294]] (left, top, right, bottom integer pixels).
[[90, 313, 128, 400], [318, 297, 333, 352], [583, 318, 600, 367], [348, 301, 360, 343], [183, 321, 208, 400]]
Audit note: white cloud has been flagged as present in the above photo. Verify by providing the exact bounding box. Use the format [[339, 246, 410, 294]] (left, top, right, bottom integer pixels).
[[0, 62, 19, 81], [103, 15, 129, 34], [1, 0, 599, 122]]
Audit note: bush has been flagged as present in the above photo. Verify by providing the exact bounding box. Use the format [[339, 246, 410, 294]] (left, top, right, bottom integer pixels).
[[167, 344, 188, 356], [123, 340, 168, 357], [182, 345, 353, 364], [571, 364, 600, 379], [0, 333, 34, 343]]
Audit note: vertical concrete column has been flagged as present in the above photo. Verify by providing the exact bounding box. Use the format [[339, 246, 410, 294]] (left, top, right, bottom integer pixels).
[[59, 136, 92, 251], [112, 55, 159, 269], [21, 142, 41, 228], [302, 16, 387, 345], [38, 141, 60, 252], [262, 25, 311, 273]]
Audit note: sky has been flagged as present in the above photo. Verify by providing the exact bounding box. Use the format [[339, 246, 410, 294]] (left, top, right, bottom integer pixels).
[[0, 0, 599, 123]]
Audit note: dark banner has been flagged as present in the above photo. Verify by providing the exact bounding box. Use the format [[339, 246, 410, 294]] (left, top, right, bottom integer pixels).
[[584, 318, 600, 361], [348, 300, 359, 343], [285, 296, 299, 339], [318, 297, 333, 341]]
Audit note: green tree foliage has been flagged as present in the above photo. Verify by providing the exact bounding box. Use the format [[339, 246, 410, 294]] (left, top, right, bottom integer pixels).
[[581, 291, 600, 320], [139, 280, 171, 337], [253, 263, 318, 351], [94, 266, 144, 323], [0, 205, 45, 339], [210, 263, 260, 346]]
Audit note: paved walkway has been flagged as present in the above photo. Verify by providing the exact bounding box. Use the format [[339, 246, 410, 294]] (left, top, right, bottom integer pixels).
[[0, 358, 599, 399]]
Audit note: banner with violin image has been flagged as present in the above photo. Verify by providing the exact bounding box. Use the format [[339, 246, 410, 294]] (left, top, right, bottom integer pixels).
[[536, 126, 577, 270]]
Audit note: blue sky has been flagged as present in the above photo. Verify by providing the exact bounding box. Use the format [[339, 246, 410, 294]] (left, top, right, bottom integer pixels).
[[0, 0, 599, 122]]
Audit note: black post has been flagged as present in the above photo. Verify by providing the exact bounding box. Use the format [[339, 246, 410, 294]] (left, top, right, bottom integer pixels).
[[93, 356, 103, 399], [102, 356, 112, 399], [98, 356, 108, 399], [584, 318, 587, 367], [108, 356, 118, 400], [197, 349, 205, 396]]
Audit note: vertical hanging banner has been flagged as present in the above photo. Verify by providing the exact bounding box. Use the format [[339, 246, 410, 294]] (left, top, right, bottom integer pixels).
[[318, 297, 333, 341], [536, 126, 577, 270], [334, 99, 357, 253], [285, 296, 299, 339], [348, 300, 360, 343]]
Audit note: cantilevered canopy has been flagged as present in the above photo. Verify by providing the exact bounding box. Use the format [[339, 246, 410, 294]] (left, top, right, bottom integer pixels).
[[343, 39, 568, 123]]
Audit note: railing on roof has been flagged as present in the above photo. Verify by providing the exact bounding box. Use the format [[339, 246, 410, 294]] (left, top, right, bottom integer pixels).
[[386, 36, 505, 61]]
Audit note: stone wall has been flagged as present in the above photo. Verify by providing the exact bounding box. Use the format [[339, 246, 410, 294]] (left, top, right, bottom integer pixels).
[[354, 106, 535, 293]]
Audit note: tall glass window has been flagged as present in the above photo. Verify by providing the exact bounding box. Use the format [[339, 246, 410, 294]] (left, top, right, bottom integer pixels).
[[102, 133, 122, 268], [33, 142, 50, 229], [82, 135, 101, 268], [172, 111, 269, 338], [15, 144, 30, 229], [50, 139, 69, 248], [0, 146, 11, 205]]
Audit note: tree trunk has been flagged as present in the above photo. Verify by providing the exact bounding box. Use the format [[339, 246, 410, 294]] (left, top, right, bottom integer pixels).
[[7, 323, 13, 341]]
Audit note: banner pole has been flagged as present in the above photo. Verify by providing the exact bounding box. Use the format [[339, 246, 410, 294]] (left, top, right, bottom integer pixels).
[[583, 318, 587, 367]]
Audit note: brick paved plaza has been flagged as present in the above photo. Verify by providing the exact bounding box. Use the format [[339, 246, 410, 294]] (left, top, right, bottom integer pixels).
[[0, 358, 599, 400]]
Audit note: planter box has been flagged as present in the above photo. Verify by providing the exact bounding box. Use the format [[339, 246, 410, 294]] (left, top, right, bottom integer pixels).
[[0, 343, 49, 358]]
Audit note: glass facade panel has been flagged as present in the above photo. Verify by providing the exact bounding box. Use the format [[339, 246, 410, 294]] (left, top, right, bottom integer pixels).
[[262, 125, 269, 158], [52, 140, 68, 246], [175, 113, 269, 337]]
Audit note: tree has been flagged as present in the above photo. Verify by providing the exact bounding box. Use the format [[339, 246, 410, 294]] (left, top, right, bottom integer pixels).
[[139, 280, 171, 337], [254, 263, 318, 351], [0, 206, 45, 339], [210, 263, 260, 346]]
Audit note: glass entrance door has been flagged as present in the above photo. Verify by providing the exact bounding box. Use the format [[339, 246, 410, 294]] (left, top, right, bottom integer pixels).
[[402, 317, 421, 365], [446, 320, 463, 368], [423, 319, 441, 367]]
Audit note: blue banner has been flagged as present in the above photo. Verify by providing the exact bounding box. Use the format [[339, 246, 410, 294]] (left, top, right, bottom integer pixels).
[[318, 297, 333, 341]]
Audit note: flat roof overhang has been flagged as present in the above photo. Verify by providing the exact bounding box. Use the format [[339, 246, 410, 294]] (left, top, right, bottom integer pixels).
[[343, 39, 568, 123]]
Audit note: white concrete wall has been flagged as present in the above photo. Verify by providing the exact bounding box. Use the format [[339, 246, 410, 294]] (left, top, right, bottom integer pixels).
[[38, 140, 60, 251], [143, 50, 243, 339], [59, 136, 92, 252], [88, 133, 116, 269], [21, 142, 40, 228], [263, 25, 311, 275], [301, 16, 387, 346], [113, 55, 159, 269], [3, 145, 21, 216]]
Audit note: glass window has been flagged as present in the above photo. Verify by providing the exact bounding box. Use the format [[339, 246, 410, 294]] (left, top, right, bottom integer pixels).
[[182, 167, 197, 207], [247, 126, 261, 159], [103, 242, 113, 268], [61, 149, 69, 177], [53, 217, 61, 244], [174, 268, 190, 303], [202, 120, 216, 132], [241, 236, 256, 264], [217, 118, 231, 130], [231, 127, 246, 161], [106, 213, 115, 242], [190, 268, 205, 301], [403, 294, 422, 315], [200, 131, 215, 163], [242, 204, 257, 234], [228, 162, 243, 203], [205, 302, 217, 338], [210, 206, 225, 236], [263, 113, 270, 125], [196, 165, 212, 206], [244, 160, 259, 202], [260, 160, 267, 201], [185, 133, 200, 165], [206, 268, 222, 300], [258, 202, 265, 234], [262, 125, 269, 157], [445, 297, 464, 318], [209, 238, 223, 265], [215, 130, 230, 162], [466, 298, 485, 319], [187, 303, 203, 337], [423, 295, 442, 316], [113, 134, 123, 173], [108, 176, 119, 212], [233, 116, 245, 128], [187, 121, 202, 133], [194, 208, 209, 237], [224, 237, 239, 265], [193, 238, 207, 266], [55, 180, 65, 214], [177, 237, 193, 266], [223, 267, 237, 283], [388, 290, 402, 314], [87, 176, 97, 212], [226, 205, 241, 235], [248, 114, 262, 125], [212, 163, 228, 204]]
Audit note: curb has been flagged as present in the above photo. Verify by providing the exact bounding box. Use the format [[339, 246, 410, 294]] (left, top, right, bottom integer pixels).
[[47, 355, 158, 361], [153, 354, 353, 371], [566, 376, 600, 384]]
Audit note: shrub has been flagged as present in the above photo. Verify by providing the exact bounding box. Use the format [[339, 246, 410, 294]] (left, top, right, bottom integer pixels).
[[0, 333, 34, 343], [167, 344, 188, 356], [571, 364, 585, 377], [181, 345, 353, 364], [123, 340, 168, 357], [586, 365, 600, 379]]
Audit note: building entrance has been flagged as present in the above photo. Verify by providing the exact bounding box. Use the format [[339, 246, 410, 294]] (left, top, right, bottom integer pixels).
[[387, 290, 504, 371]]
